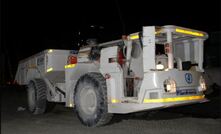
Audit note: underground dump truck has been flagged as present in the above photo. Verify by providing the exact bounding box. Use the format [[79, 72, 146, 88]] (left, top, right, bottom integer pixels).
[[15, 25, 209, 127]]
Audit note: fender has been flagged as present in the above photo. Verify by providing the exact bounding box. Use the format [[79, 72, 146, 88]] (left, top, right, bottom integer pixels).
[[65, 62, 100, 107], [26, 68, 41, 84]]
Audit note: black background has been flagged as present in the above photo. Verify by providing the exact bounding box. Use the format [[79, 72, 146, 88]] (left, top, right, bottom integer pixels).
[[1, 0, 220, 83]]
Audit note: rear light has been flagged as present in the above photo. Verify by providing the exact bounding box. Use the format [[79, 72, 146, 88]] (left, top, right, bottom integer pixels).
[[68, 55, 77, 64]]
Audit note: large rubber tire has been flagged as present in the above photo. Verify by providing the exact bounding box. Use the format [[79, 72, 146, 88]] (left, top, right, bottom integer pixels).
[[27, 79, 47, 114], [74, 73, 113, 127]]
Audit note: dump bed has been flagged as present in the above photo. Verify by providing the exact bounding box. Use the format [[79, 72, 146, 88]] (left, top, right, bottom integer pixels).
[[15, 49, 71, 85]]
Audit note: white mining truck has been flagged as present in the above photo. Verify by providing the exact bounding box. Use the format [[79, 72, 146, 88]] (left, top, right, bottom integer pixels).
[[15, 25, 208, 127]]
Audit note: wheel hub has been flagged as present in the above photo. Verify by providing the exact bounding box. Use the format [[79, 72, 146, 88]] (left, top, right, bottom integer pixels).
[[80, 87, 97, 115]]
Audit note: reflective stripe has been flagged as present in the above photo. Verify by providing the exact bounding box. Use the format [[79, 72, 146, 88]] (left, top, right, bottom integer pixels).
[[48, 49, 53, 53], [65, 64, 76, 69], [130, 34, 139, 40], [130, 32, 159, 40], [46, 67, 53, 72], [143, 95, 205, 103], [175, 28, 204, 37], [111, 99, 120, 103]]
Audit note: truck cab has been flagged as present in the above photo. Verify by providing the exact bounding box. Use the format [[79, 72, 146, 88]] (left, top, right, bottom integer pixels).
[[95, 25, 208, 113]]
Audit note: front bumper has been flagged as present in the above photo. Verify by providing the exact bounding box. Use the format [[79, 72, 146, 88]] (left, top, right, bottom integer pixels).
[[108, 95, 208, 114], [108, 70, 208, 114]]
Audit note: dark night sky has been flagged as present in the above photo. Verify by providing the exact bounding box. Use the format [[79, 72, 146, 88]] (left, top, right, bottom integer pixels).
[[1, 0, 220, 81]]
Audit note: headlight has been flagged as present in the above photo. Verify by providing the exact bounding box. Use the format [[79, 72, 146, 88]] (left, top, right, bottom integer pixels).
[[156, 62, 164, 70], [164, 79, 176, 93], [199, 76, 206, 91]]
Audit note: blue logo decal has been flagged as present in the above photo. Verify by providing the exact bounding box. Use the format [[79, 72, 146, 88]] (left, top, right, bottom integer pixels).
[[185, 73, 192, 84]]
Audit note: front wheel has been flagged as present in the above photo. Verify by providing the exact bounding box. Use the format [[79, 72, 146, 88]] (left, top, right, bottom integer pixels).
[[74, 73, 113, 127]]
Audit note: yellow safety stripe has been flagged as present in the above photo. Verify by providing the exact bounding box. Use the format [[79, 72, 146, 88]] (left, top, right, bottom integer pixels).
[[48, 49, 53, 53], [111, 99, 120, 103], [175, 28, 204, 37], [143, 95, 205, 103], [130, 34, 139, 40], [46, 67, 53, 72], [65, 64, 76, 69]]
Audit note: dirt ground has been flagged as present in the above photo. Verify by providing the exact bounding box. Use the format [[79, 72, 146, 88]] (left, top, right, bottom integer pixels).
[[1, 86, 221, 134]]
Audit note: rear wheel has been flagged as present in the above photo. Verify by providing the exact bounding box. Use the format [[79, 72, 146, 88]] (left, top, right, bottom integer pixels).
[[74, 73, 113, 127], [27, 79, 49, 114]]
